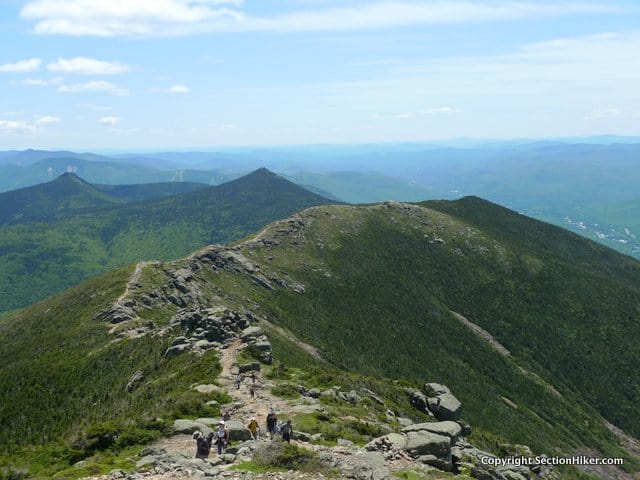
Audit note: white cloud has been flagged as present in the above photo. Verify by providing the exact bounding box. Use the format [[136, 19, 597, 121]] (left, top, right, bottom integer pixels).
[[0, 58, 42, 73], [0, 120, 37, 134], [21, 77, 64, 86], [370, 112, 416, 120], [35, 115, 62, 125], [167, 84, 190, 93], [422, 107, 462, 114], [58, 80, 128, 96], [48, 57, 132, 75], [586, 108, 624, 120], [19, 1, 622, 37], [99, 116, 120, 126]]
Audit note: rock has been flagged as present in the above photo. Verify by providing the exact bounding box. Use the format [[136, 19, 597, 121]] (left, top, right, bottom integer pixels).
[[337, 438, 354, 446], [136, 455, 156, 468], [402, 421, 462, 443], [292, 431, 313, 442], [165, 344, 190, 358], [125, 370, 144, 392], [192, 384, 225, 394], [409, 389, 429, 412], [335, 451, 389, 480], [172, 336, 190, 346], [397, 417, 414, 427], [428, 393, 462, 421], [404, 431, 450, 457], [338, 390, 362, 405], [366, 433, 407, 451], [109, 469, 126, 479], [224, 420, 253, 442], [139, 447, 166, 457], [418, 454, 452, 471], [173, 419, 209, 434], [311, 433, 325, 441], [424, 383, 450, 396], [238, 362, 261, 373], [240, 326, 263, 341]]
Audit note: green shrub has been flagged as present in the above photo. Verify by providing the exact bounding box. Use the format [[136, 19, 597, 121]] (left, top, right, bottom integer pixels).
[[253, 442, 323, 472], [271, 384, 301, 400]]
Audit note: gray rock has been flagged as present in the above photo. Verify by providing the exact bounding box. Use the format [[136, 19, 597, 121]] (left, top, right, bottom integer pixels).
[[109, 469, 126, 479], [409, 389, 429, 411], [418, 454, 452, 472], [125, 370, 144, 392], [404, 431, 451, 457], [428, 393, 462, 421], [136, 455, 156, 468], [139, 447, 166, 457], [173, 419, 209, 434], [397, 417, 414, 427], [424, 383, 451, 396], [172, 336, 190, 346], [402, 421, 462, 443], [240, 326, 263, 341], [337, 438, 355, 446], [366, 433, 408, 451], [335, 452, 389, 480], [165, 344, 190, 358], [238, 362, 261, 373], [224, 420, 253, 442], [292, 431, 313, 442]]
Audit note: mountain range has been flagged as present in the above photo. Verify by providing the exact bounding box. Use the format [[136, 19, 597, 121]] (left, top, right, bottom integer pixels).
[[1, 193, 639, 480], [0, 169, 335, 313]]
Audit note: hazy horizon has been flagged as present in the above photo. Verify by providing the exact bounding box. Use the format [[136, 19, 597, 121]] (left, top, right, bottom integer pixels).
[[1, 1, 639, 150]]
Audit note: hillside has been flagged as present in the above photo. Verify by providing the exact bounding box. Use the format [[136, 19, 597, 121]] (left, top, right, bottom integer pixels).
[[0, 173, 120, 225], [1, 198, 639, 480], [0, 169, 335, 312]]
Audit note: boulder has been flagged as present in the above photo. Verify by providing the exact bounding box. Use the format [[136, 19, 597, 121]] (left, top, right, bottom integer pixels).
[[239, 362, 261, 373], [428, 393, 462, 421], [418, 454, 453, 472], [402, 421, 462, 443], [240, 326, 263, 341], [192, 384, 225, 395], [424, 383, 450, 396], [173, 419, 209, 434], [404, 431, 451, 457], [292, 431, 313, 442], [165, 344, 190, 358], [409, 389, 429, 411], [224, 420, 253, 442], [366, 433, 408, 451], [334, 452, 389, 480]]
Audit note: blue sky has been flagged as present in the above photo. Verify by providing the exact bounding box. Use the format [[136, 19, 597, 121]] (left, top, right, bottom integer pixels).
[[0, 0, 639, 150]]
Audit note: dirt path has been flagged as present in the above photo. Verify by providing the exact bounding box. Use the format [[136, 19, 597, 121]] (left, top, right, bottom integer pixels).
[[116, 261, 150, 305], [218, 339, 289, 423]]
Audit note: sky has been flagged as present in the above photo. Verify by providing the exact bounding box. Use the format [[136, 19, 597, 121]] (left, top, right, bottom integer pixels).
[[0, 0, 639, 150]]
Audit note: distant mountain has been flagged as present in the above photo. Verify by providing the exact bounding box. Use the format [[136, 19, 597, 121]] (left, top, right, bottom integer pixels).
[[0, 156, 234, 193], [0, 169, 335, 312], [0, 173, 209, 226], [0, 173, 119, 225], [0, 148, 109, 166], [1, 197, 639, 479]]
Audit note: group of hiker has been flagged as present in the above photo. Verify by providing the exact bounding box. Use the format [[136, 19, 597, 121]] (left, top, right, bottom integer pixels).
[[193, 369, 293, 459], [193, 411, 294, 459]]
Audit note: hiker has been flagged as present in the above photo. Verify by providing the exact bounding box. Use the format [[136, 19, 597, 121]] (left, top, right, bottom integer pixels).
[[223, 410, 231, 422], [249, 385, 256, 399], [281, 419, 293, 443], [213, 421, 230, 455], [251, 372, 256, 384], [266, 411, 278, 439], [193, 431, 214, 459], [235, 372, 242, 389], [247, 416, 259, 440]]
